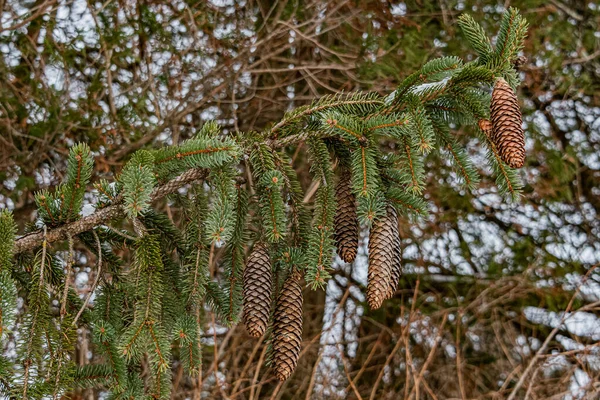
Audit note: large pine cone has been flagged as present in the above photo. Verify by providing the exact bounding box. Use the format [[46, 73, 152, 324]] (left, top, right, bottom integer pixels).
[[272, 270, 303, 381], [490, 78, 525, 169], [385, 206, 402, 299], [367, 206, 398, 309], [334, 172, 359, 263], [243, 242, 272, 337]]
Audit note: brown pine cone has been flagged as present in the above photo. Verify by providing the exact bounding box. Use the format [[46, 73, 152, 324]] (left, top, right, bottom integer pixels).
[[272, 270, 303, 381], [367, 206, 398, 309], [490, 78, 526, 169], [478, 118, 492, 136], [512, 55, 527, 70], [243, 242, 272, 337], [334, 172, 359, 263], [386, 206, 402, 299]]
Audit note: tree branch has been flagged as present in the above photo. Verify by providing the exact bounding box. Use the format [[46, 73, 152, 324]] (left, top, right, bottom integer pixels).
[[13, 168, 208, 255], [12, 110, 357, 256]]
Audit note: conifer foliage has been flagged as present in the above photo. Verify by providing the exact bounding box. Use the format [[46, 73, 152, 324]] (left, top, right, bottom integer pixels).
[[0, 9, 529, 395]]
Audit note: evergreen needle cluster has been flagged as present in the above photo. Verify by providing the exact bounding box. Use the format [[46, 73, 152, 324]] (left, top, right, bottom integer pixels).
[[0, 9, 527, 397]]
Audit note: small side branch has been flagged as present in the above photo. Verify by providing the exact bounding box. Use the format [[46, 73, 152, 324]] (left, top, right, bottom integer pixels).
[[13, 168, 208, 255]]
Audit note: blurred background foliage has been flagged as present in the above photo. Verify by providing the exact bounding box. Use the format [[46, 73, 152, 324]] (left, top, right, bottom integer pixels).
[[0, 0, 599, 398]]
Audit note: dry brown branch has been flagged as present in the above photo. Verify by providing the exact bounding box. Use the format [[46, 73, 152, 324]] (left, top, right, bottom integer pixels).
[[506, 265, 599, 400]]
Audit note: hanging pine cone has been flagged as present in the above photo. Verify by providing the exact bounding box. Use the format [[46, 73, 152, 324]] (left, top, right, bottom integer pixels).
[[243, 242, 272, 337], [334, 172, 359, 263], [386, 206, 402, 300], [490, 78, 526, 169], [367, 206, 398, 309], [512, 55, 527, 70], [272, 270, 303, 381], [478, 118, 492, 136]]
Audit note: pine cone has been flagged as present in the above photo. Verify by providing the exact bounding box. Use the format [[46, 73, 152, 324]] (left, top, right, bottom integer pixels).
[[243, 242, 272, 337], [512, 55, 527, 70], [367, 206, 398, 309], [386, 206, 402, 299], [272, 270, 303, 381], [334, 172, 359, 263], [490, 78, 525, 169], [478, 118, 492, 136]]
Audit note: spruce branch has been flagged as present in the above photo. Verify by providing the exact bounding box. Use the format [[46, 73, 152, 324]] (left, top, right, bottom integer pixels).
[[59, 234, 75, 320], [120, 150, 156, 218], [183, 188, 210, 312], [257, 170, 287, 243], [408, 103, 436, 153], [274, 152, 310, 246], [431, 116, 480, 190], [59, 143, 94, 223], [13, 168, 209, 255], [492, 7, 528, 69], [2, 8, 533, 391], [366, 115, 409, 133], [222, 184, 248, 326], [21, 228, 49, 400], [173, 315, 201, 374], [72, 231, 103, 326], [400, 136, 425, 194], [204, 166, 237, 244], [266, 129, 334, 149], [390, 56, 463, 106], [457, 14, 493, 63], [305, 138, 336, 288], [268, 92, 383, 137], [386, 188, 429, 218]]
